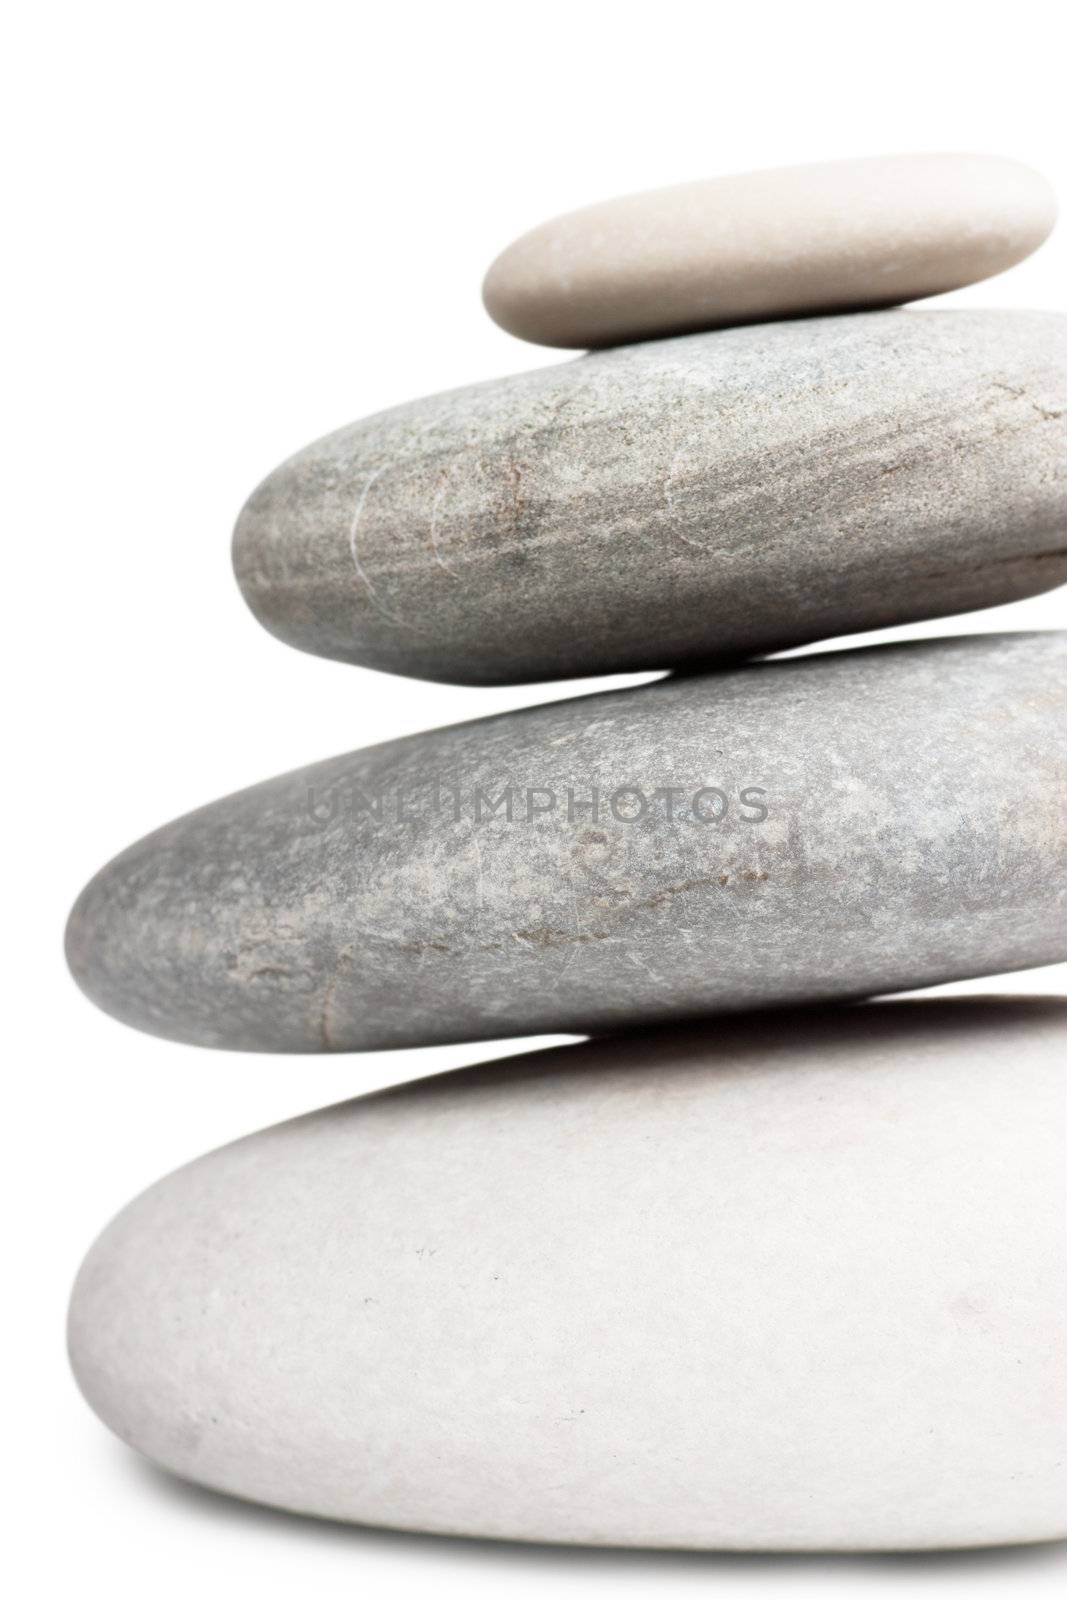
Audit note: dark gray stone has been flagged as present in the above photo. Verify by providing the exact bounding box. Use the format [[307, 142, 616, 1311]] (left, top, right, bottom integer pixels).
[[233, 310, 1067, 685], [66, 633, 1067, 1051]]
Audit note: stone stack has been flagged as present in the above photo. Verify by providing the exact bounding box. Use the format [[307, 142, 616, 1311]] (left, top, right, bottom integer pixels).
[[66, 155, 1067, 1551]]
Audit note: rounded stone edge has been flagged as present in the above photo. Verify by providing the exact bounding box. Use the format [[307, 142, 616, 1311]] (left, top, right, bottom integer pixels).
[[65, 997, 1067, 1549]]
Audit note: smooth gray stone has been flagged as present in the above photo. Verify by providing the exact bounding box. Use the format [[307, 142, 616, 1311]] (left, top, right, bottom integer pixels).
[[66, 633, 1067, 1052], [232, 309, 1067, 685], [69, 999, 1067, 1549]]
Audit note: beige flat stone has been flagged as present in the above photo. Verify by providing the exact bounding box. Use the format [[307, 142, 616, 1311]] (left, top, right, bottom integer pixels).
[[483, 153, 1056, 348]]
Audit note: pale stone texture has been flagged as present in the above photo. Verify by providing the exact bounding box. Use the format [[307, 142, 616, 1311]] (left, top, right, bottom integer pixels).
[[65, 633, 1067, 1052], [68, 998, 1067, 1550], [233, 311, 1067, 686], [482, 153, 1056, 348]]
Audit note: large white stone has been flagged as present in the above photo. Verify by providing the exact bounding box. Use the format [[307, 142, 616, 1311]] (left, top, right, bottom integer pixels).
[[69, 999, 1067, 1549], [483, 153, 1056, 348]]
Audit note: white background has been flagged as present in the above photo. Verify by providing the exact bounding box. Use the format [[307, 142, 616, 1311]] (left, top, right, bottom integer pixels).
[[5, 1, 1066, 1594]]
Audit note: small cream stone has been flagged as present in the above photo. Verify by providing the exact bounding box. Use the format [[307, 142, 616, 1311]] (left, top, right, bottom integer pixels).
[[483, 153, 1056, 348]]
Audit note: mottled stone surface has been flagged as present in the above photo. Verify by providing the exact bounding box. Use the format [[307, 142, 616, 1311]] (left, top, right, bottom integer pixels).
[[69, 999, 1067, 1549], [483, 153, 1056, 348], [233, 310, 1067, 686], [65, 633, 1067, 1052]]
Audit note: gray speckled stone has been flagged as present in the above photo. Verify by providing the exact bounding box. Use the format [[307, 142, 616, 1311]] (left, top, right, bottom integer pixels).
[[233, 310, 1067, 686], [66, 633, 1067, 1052], [69, 999, 1067, 1549]]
